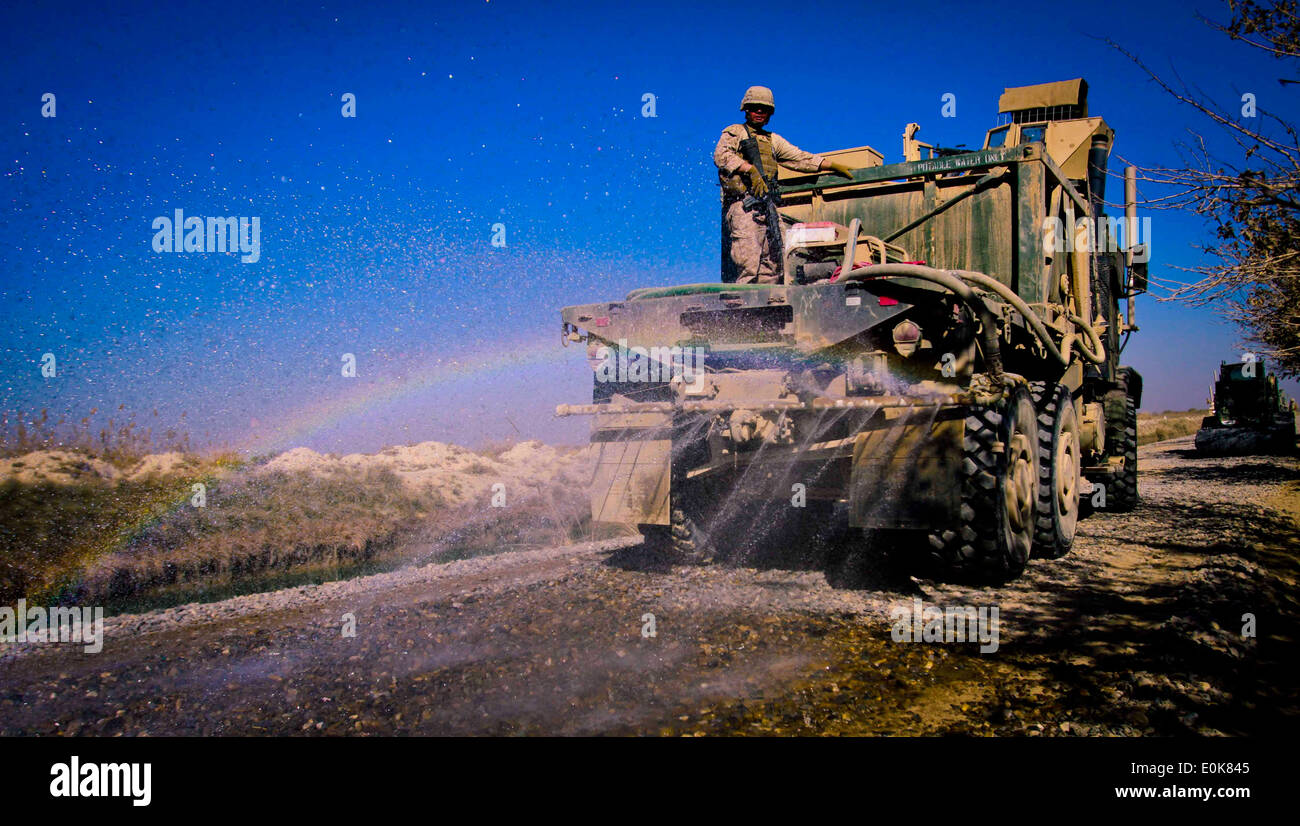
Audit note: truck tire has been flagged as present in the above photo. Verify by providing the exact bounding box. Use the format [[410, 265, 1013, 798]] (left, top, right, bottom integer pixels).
[[641, 486, 714, 564], [669, 489, 714, 564], [1108, 394, 1138, 512], [1030, 382, 1081, 559], [926, 385, 1038, 582]]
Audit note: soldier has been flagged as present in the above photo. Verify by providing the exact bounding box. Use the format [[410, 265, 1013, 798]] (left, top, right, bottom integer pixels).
[[715, 86, 854, 283]]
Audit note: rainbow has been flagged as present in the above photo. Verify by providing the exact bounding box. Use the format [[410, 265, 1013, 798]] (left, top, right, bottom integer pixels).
[[33, 340, 588, 598], [234, 337, 580, 455]]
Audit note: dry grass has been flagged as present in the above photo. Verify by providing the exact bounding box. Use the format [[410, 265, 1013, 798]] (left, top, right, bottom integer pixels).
[[1, 468, 221, 606], [0, 416, 603, 609], [0, 462, 440, 608], [1138, 409, 1209, 446], [0, 407, 196, 467], [74, 467, 434, 606], [409, 483, 597, 565], [474, 438, 519, 460]]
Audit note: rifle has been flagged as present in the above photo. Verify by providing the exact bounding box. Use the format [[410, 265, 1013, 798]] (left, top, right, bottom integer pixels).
[[738, 128, 784, 279]]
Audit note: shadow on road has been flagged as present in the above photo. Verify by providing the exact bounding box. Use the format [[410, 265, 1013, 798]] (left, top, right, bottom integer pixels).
[[995, 496, 1298, 735], [601, 519, 925, 597], [603, 542, 676, 573], [1149, 460, 1300, 484]]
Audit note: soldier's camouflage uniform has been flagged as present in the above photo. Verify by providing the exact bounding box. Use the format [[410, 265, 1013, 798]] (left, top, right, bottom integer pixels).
[[714, 124, 824, 284]]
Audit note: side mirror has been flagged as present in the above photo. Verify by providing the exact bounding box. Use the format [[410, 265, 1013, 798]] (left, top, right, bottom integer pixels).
[[1128, 255, 1148, 294]]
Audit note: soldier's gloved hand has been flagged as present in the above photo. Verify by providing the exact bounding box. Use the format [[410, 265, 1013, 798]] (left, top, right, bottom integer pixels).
[[825, 161, 855, 178], [747, 168, 769, 197]]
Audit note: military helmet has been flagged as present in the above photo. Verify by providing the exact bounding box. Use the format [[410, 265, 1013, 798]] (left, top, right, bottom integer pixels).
[[739, 86, 775, 111]]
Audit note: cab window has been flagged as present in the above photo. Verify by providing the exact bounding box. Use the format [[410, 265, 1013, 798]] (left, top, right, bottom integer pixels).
[[1020, 124, 1047, 144]]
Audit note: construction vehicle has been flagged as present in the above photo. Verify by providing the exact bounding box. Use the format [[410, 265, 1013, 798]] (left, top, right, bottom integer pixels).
[[1195, 357, 1296, 455], [557, 79, 1147, 582]]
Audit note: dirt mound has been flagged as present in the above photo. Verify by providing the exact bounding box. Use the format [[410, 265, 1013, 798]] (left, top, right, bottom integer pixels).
[[0, 450, 123, 485], [126, 452, 204, 480], [1, 439, 598, 610], [255, 439, 592, 506]]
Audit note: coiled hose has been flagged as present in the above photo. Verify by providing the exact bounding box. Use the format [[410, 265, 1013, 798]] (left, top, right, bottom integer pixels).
[[837, 264, 1106, 368]]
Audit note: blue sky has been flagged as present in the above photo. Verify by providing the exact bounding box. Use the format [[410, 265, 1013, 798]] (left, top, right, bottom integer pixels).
[[2, 0, 1296, 453]]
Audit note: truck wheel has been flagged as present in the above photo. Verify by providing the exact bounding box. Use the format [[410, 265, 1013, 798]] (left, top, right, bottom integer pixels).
[[641, 487, 714, 564], [1108, 394, 1138, 512], [926, 385, 1038, 582], [670, 496, 712, 561], [669, 491, 714, 564], [1030, 382, 1081, 559]]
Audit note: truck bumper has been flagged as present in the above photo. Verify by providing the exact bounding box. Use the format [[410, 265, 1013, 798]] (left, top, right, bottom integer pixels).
[[567, 395, 968, 531]]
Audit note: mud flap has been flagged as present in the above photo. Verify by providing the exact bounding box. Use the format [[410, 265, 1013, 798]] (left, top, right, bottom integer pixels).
[[849, 410, 962, 529], [589, 413, 672, 526]]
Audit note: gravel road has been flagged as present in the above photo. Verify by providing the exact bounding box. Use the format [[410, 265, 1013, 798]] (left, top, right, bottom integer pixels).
[[3, 436, 1296, 736]]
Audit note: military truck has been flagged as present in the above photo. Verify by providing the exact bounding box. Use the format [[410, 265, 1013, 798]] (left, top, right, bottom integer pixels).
[[557, 79, 1147, 582], [1195, 357, 1296, 455]]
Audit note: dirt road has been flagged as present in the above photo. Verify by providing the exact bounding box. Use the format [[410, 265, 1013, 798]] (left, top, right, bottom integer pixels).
[[3, 436, 1297, 736]]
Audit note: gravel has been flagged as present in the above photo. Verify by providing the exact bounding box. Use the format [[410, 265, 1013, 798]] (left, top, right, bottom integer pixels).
[[1, 435, 1295, 736]]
